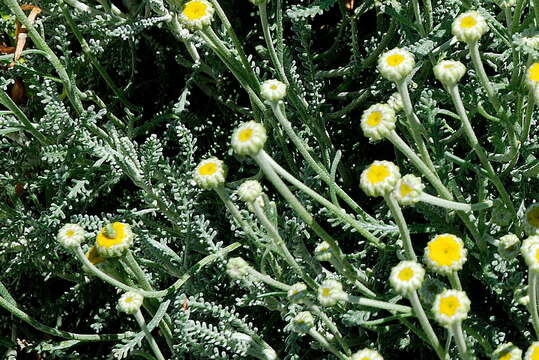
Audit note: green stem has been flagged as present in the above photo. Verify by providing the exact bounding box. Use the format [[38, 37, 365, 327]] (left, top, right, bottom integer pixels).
[[346, 295, 412, 313], [0, 89, 48, 145], [419, 193, 493, 212], [305, 301, 350, 355], [468, 41, 501, 114], [258, 2, 287, 83], [448, 84, 517, 223], [522, 89, 535, 143], [214, 185, 260, 243], [451, 322, 471, 360], [529, 271, 539, 338], [384, 194, 417, 261], [308, 328, 349, 360], [252, 151, 360, 284], [534, 0, 539, 27], [448, 272, 462, 291], [270, 102, 374, 221], [409, 291, 445, 360], [247, 267, 291, 291], [74, 243, 240, 297], [411, 0, 426, 36], [396, 80, 437, 174], [387, 131, 484, 251], [0, 295, 131, 341], [133, 311, 165, 360], [262, 151, 381, 249], [251, 201, 318, 290]]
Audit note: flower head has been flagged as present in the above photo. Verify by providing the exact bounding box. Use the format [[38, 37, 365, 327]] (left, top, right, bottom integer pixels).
[[292, 311, 314, 333], [179, 0, 215, 30], [86, 245, 106, 265], [424, 234, 467, 274], [360, 160, 401, 197], [522, 236, 539, 254], [523, 243, 539, 272], [193, 157, 227, 190], [525, 342, 539, 360], [360, 103, 396, 141], [318, 279, 346, 306], [226, 257, 250, 279], [288, 282, 308, 304], [260, 79, 286, 102], [238, 180, 263, 203], [95, 222, 134, 257], [392, 174, 424, 206], [377, 48, 415, 82], [231, 121, 267, 156], [525, 204, 539, 236], [117, 291, 143, 314], [389, 261, 425, 295], [57, 223, 85, 249], [351, 349, 384, 360], [492, 343, 522, 360], [497, 234, 520, 259], [387, 92, 403, 112], [314, 241, 332, 261], [452, 11, 489, 43], [432, 289, 470, 326], [433, 60, 467, 86], [526, 63, 539, 89]]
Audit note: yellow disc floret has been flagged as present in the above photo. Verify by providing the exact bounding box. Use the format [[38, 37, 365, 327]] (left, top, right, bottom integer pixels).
[[360, 160, 400, 197], [389, 260, 425, 295], [95, 222, 134, 257], [424, 234, 467, 274], [179, 0, 214, 30], [433, 289, 470, 326]]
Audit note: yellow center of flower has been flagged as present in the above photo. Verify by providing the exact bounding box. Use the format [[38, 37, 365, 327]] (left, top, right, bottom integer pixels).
[[398, 267, 414, 281], [534, 248, 539, 264], [531, 346, 539, 360], [238, 128, 253, 142], [321, 288, 331, 297], [360, 357, 370, 360], [499, 352, 511, 360], [439, 295, 460, 316], [96, 222, 128, 249], [386, 54, 405, 67], [198, 162, 217, 176], [529, 63, 539, 82], [66, 229, 75, 237], [460, 16, 477, 28], [366, 164, 390, 184], [528, 207, 539, 228], [399, 183, 413, 197], [366, 111, 383, 127], [444, 64, 455, 69], [85, 246, 105, 265], [427, 235, 462, 267], [183, 1, 208, 20], [270, 85, 278, 90], [125, 297, 133, 303]]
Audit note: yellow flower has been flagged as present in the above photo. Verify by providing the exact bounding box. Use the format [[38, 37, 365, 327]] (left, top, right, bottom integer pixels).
[[351, 349, 384, 360], [117, 291, 143, 314], [433, 60, 467, 86], [57, 223, 85, 249], [360, 103, 396, 141], [377, 48, 415, 82], [527, 63, 539, 89], [360, 160, 401, 197], [452, 11, 489, 43], [492, 343, 522, 360], [424, 234, 467, 274], [392, 174, 424, 206], [179, 0, 215, 30], [231, 121, 267, 156], [95, 222, 134, 257], [85, 245, 106, 265], [525, 342, 539, 360], [432, 289, 470, 326], [193, 157, 227, 189], [389, 261, 425, 295]]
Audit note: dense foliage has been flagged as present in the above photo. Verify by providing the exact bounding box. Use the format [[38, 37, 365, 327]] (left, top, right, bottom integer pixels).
[[1, 0, 539, 359]]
